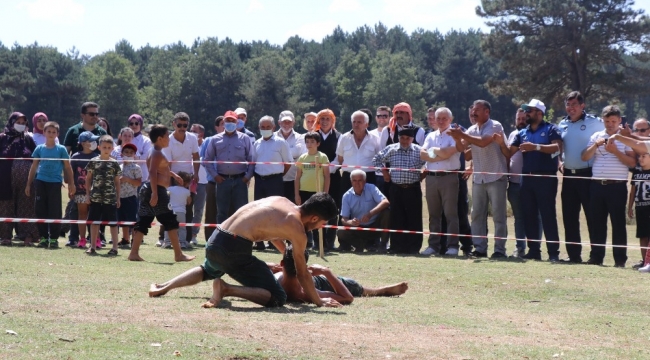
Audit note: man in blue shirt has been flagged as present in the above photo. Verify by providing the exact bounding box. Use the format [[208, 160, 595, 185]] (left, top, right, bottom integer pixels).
[[556, 91, 604, 263], [337, 169, 390, 253], [502, 99, 563, 261]]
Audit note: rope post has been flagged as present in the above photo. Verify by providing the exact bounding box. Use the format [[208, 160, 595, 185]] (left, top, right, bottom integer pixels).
[[316, 161, 325, 259]]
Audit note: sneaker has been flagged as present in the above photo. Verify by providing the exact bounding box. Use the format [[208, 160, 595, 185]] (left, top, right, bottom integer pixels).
[[469, 250, 488, 258], [522, 252, 542, 260], [420, 247, 438, 256], [156, 239, 163, 247], [638, 264, 650, 273], [65, 240, 78, 247], [586, 258, 603, 265], [548, 255, 560, 263], [190, 237, 198, 246], [560, 257, 582, 264], [614, 261, 626, 268], [490, 252, 507, 260], [180, 241, 192, 250], [95, 238, 103, 249], [632, 260, 644, 270], [118, 239, 130, 248], [444, 248, 459, 256], [78, 237, 87, 249], [36, 237, 49, 248], [162, 242, 172, 249], [48, 239, 59, 249], [511, 248, 525, 258]]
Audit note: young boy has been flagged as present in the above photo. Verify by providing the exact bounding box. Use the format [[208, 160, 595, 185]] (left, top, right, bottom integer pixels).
[[295, 132, 330, 249], [85, 135, 122, 255], [629, 152, 650, 272], [163, 171, 192, 249], [117, 143, 142, 248], [70, 131, 100, 248], [26, 121, 74, 248], [128, 124, 195, 262]]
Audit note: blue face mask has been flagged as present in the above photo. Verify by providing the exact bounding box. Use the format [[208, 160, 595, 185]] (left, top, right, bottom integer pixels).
[[236, 119, 245, 129], [224, 122, 237, 133]]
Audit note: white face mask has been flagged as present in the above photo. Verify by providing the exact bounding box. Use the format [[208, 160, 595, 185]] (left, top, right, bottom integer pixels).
[[89, 142, 98, 151], [122, 156, 134, 161], [260, 129, 274, 138], [13, 124, 26, 133]]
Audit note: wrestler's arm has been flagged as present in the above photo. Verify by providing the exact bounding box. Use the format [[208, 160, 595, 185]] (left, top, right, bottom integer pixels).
[[309, 264, 354, 304], [270, 240, 286, 254], [266, 262, 282, 273]]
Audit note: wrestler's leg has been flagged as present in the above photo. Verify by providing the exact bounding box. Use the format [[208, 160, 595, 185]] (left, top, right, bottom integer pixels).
[[167, 228, 196, 262], [202, 279, 273, 308], [128, 230, 146, 261], [361, 282, 409, 297], [149, 266, 204, 297]]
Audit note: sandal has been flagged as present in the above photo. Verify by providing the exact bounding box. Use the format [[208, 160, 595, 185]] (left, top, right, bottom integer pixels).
[[107, 249, 118, 256], [85, 248, 97, 255], [0, 239, 12, 246]]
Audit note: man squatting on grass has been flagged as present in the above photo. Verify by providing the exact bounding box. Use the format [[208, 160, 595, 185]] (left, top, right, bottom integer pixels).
[[148, 193, 342, 308], [268, 246, 408, 305]]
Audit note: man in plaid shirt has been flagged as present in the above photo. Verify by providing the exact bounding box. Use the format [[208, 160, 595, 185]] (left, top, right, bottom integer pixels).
[[373, 126, 426, 254]]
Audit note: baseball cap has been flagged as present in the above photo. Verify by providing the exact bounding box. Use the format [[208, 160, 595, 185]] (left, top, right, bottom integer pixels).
[[79, 131, 100, 143], [521, 99, 546, 114], [279, 110, 295, 122], [224, 110, 238, 120], [121, 143, 138, 153], [234, 108, 247, 116]]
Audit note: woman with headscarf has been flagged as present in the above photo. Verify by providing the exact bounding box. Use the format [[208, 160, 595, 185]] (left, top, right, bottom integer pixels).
[[31, 112, 59, 146], [0, 112, 39, 246]]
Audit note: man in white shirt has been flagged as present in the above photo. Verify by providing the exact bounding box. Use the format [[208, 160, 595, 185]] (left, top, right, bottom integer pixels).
[[162, 112, 200, 247], [337, 110, 381, 195], [275, 111, 306, 202], [581, 105, 636, 267], [420, 108, 463, 256]]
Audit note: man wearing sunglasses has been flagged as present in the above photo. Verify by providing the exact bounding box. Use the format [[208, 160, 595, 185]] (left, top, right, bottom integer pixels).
[[556, 91, 605, 263], [161, 112, 200, 249]]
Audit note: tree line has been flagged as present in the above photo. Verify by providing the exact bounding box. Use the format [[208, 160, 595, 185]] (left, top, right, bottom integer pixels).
[[2, 0, 650, 137]]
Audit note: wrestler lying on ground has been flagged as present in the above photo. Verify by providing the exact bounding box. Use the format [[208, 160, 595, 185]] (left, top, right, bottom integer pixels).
[[268, 246, 409, 305], [148, 193, 342, 308]]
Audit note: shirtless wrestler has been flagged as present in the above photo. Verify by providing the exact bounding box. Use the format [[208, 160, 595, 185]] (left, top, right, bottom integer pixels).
[[148, 193, 341, 308]]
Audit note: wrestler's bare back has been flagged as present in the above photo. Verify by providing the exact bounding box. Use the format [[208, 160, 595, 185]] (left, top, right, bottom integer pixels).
[[220, 196, 308, 246]]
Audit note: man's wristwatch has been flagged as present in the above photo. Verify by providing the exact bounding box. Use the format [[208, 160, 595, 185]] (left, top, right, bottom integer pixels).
[[536, 144, 541, 151]]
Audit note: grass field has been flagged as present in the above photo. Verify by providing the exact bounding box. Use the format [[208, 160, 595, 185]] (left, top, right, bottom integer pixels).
[[1, 181, 648, 359]]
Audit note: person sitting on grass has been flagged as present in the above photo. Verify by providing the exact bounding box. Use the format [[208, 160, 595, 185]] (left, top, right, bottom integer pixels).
[[117, 143, 142, 248], [269, 246, 408, 305], [128, 124, 195, 262], [85, 135, 122, 255], [147, 193, 341, 309], [163, 171, 193, 249], [70, 131, 100, 249], [26, 121, 74, 249]]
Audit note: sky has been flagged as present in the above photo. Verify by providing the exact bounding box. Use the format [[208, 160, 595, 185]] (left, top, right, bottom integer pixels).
[[0, 0, 493, 56]]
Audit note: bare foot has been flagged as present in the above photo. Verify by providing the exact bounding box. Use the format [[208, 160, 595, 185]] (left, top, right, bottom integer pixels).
[[175, 253, 196, 262], [149, 283, 168, 297], [201, 279, 225, 308], [128, 254, 145, 261], [371, 282, 409, 297], [390, 282, 409, 296]]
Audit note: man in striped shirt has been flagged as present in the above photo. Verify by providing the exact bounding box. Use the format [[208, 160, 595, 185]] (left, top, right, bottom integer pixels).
[[581, 105, 636, 267], [372, 126, 426, 254]]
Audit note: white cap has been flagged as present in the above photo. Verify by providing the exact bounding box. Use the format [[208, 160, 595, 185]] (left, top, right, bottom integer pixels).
[[521, 99, 546, 114], [234, 107, 247, 116], [279, 110, 295, 122]]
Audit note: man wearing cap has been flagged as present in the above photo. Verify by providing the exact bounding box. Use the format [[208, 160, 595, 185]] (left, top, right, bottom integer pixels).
[[556, 91, 604, 263], [372, 126, 426, 254], [379, 102, 426, 147], [235, 108, 256, 140], [276, 111, 306, 202], [449, 100, 509, 259], [252, 115, 292, 250], [203, 111, 255, 225], [581, 105, 636, 267], [337, 110, 381, 196], [420, 107, 463, 256], [200, 116, 225, 242], [162, 112, 200, 248], [502, 99, 563, 261]]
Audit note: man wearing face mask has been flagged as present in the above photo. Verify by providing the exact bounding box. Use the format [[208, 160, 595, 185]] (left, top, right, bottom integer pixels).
[[502, 99, 563, 262], [251, 116, 292, 250], [275, 111, 306, 202], [234, 108, 256, 140], [203, 111, 255, 226]]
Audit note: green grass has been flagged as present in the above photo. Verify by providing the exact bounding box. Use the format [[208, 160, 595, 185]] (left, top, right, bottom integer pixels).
[[1, 182, 648, 359]]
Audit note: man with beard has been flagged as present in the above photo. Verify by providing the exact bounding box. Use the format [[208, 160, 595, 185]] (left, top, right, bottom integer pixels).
[[556, 91, 604, 263], [500, 99, 563, 261]]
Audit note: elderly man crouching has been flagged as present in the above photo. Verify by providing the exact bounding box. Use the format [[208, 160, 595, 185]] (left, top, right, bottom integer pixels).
[[337, 169, 390, 253]]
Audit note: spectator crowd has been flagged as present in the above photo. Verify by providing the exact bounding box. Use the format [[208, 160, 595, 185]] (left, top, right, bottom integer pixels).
[[2, 92, 650, 272]]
